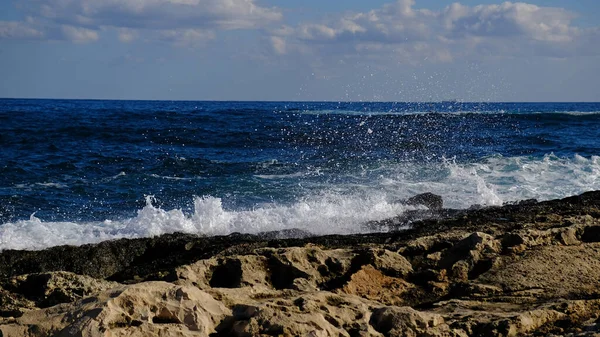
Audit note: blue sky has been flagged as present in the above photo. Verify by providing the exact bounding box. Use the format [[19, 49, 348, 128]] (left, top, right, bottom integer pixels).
[[1, 0, 599, 101]]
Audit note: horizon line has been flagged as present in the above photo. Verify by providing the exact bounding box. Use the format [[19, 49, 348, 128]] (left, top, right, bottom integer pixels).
[[1, 97, 600, 104]]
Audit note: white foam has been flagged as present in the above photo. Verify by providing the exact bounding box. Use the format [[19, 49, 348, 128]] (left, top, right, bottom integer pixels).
[[0, 192, 411, 251], [149, 174, 203, 181], [1, 153, 599, 251], [14, 182, 68, 189]]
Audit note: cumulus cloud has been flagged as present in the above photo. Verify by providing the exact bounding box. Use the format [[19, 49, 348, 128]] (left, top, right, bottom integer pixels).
[[292, 0, 434, 44], [443, 2, 577, 42], [4, 0, 282, 44], [270, 0, 598, 60]]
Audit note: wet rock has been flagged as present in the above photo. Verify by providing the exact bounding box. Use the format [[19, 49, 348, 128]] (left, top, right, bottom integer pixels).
[[402, 193, 444, 211]]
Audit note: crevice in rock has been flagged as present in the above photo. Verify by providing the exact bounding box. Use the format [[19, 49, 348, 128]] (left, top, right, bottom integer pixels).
[[266, 255, 310, 290], [209, 259, 243, 288], [581, 226, 600, 243], [152, 316, 180, 324], [468, 259, 495, 280]]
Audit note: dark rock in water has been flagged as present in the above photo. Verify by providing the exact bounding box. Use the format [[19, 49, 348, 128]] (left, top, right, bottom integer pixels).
[[401, 193, 443, 210], [503, 198, 538, 206], [257, 228, 314, 240]]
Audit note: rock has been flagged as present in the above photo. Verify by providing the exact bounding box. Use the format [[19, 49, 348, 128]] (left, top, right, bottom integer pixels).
[[0, 286, 36, 318], [439, 232, 501, 281], [353, 249, 413, 278], [369, 306, 448, 337], [402, 193, 444, 210], [0, 281, 230, 337], [2, 272, 118, 309], [581, 225, 600, 243], [342, 265, 413, 305], [476, 244, 600, 300], [557, 227, 580, 246], [213, 292, 382, 337]]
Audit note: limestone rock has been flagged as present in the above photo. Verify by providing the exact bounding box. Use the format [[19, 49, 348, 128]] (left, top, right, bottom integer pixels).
[[369, 306, 449, 337], [213, 292, 383, 337], [0, 281, 230, 337], [353, 249, 413, 278], [341, 265, 413, 305], [3, 271, 118, 309]]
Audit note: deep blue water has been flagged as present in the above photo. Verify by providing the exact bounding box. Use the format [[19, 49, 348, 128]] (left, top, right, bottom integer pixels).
[[1, 99, 599, 249]]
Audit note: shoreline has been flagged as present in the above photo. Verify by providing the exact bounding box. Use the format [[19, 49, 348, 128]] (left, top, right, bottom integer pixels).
[[2, 191, 600, 336]]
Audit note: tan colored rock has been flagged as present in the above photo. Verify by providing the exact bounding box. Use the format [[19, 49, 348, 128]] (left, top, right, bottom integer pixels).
[[213, 291, 384, 337], [357, 249, 414, 278], [557, 227, 580, 245], [477, 243, 600, 299], [175, 255, 271, 291], [369, 306, 451, 337], [6, 271, 119, 308], [451, 260, 470, 281], [341, 265, 413, 305], [441, 232, 500, 267], [259, 245, 354, 290], [0, 286, 37, 318], [1, 281, 230, 337]]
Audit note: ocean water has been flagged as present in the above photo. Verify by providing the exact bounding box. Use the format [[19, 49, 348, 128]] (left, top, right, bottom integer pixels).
[[1, 99, 599, 250]]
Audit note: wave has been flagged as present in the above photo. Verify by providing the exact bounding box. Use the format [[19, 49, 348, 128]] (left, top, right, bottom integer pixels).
[[1, 153, 599, 251], [0, 193, 412, 251]]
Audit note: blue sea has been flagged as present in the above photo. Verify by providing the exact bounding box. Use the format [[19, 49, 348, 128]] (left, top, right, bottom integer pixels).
[[1, 99, 599, 250]]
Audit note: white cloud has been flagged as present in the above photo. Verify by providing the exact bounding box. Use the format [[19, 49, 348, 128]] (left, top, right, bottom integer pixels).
[[0, 20, 44, 40], [270, 1, 598, 60], [24, 0, 282, 30], [61, 25, 99, 43], [443, 2, 577, 42], [6, 0, 282, 44], [291, 0, 434, 44], [270, 36, 286, 55]]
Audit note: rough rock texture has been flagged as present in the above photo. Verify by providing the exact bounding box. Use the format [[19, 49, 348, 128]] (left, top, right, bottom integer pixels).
[[2, 191, 600, 336]]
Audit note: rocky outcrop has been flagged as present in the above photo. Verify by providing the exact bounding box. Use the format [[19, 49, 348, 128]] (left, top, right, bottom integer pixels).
[[0, 282, 230, 336], [2, 191, 600, 336], [402, 192, 444, 210]]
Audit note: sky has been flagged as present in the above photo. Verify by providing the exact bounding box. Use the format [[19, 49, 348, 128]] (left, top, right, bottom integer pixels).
[[1, 0, 599, 102]]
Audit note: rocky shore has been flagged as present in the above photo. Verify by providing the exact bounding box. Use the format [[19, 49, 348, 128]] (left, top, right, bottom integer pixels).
[[2, 191, 600, 336]]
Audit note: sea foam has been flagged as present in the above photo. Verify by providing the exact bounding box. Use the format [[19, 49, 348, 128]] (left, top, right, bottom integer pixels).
[[1, 154, 599, 251]]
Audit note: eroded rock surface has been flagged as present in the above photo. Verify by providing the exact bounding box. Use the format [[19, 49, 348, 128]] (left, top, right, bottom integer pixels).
[[2, 191, 600, 336]]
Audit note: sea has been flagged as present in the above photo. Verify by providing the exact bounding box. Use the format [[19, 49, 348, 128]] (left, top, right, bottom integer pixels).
[[1, 99, 599, 250]]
